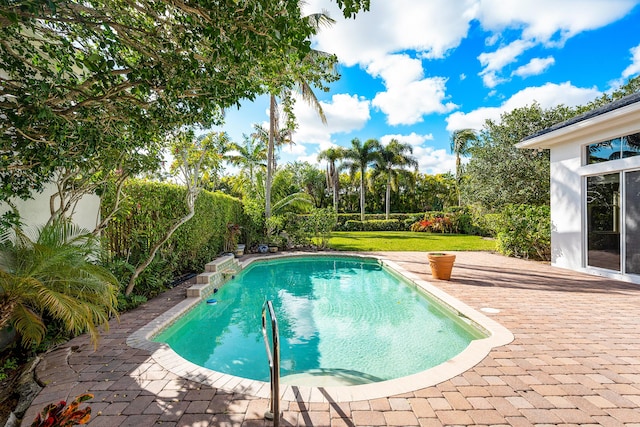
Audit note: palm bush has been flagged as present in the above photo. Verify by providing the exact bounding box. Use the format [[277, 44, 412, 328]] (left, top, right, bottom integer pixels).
[[0, 220, 118, 348]]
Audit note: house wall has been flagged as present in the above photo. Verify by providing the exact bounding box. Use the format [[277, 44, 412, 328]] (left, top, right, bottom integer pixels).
[[549, 137, 640, 284], [549, 143, 583, 270], [0, 182, 100, 233]]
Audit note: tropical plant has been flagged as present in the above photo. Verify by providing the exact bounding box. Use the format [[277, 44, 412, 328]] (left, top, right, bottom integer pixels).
[[30, 393, 93, 427], [225, 133, 267, 188], [371, 139, 418, 219], [263, 7, 339, 220], [341, 138, 382, 221], [449, 129, 478, 205], [0, 220, 118, 348], [317, 147, 344, 211]]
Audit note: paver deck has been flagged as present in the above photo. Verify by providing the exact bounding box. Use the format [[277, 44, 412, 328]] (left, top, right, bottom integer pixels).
[[22, 251, 640, 426]]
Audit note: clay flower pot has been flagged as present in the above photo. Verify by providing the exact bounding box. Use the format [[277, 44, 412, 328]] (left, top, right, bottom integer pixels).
[[427, 252, 456, 280]]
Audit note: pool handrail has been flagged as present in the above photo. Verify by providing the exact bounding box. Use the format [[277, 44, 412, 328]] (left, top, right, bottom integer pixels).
[[261, 300, 280, 426]]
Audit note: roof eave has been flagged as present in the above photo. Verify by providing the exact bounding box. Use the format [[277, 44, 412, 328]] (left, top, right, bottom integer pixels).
[[517, 100, 640, 150]]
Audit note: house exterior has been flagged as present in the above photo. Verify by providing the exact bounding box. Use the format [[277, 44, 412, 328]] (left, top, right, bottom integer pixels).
[[0, 182, 100, 233], [518, 92, 640, 284]]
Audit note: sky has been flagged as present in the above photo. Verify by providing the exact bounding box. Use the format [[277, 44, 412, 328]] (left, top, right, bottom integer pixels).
[[214, 0, 640, 175]]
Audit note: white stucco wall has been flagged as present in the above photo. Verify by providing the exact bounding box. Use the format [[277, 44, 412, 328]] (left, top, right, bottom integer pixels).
[[549, 142, 583, 270], [0, 182, 100, 233], [518, 97, 640, 284]]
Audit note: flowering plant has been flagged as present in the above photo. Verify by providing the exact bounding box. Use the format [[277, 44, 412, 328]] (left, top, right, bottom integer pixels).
[[31, 393, 93, 427]]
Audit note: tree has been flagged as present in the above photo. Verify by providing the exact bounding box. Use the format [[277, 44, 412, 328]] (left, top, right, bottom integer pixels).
[[0, 220, 118, 347], [462, 103, 576, 210], [225, 133, 267, 189], [1, 0, 369, 202], [317, 147, 344, 211], [341, 138, 381, 220], [125, 130, 227, 295], [449, 129, 478, 205], [371, 139, 418, 219], [263, 7, 339, 220]]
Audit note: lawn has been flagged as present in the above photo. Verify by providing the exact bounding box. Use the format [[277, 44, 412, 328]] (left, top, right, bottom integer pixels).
[[326, 231, 496, 252]]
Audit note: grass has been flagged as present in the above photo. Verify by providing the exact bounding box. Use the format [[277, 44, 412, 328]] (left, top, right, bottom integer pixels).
[[326, 231, 496, 252]]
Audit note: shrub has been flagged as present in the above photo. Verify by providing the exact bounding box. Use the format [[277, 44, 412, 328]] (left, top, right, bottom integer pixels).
[[494, 204, 550, 260], [335, 213, 423, 231], [307, 208, 338, 249], [409, 208, 495, 236], [31, 393, 93, 426], [101, 179, 247, 298], [343, 219, 403, 232]]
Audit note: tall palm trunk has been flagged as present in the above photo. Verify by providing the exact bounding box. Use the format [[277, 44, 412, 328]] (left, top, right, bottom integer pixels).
[[266, 95, 276, 220], [332, 164, 339, 212], [359, 170, 366, 221], [385, 173, 392, 220]]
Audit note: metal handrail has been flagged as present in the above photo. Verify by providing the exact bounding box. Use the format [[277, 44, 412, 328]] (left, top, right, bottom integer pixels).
[[261, 300, 280, 426]]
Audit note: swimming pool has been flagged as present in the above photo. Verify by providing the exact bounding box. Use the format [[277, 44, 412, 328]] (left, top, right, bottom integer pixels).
[[153, 256, 485, 386], [128, 252, 513, 401]]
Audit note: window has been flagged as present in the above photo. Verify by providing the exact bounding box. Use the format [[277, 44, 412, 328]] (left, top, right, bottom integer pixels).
[[586, 132, 640, 164]]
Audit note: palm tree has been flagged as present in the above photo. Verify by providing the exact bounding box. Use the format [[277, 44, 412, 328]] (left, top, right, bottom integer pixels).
[[341, 138, 382, 221], [450, 128, 478, 205], [226, 132, 267, 187], [317, 147, 344, 212], [0, 220, 118, 347], [264, 8, 337, 220], [371, 139, 418, 219]]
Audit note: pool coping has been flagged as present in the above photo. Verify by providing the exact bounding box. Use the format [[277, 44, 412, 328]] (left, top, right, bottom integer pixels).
[[126, 251, 514, 403]]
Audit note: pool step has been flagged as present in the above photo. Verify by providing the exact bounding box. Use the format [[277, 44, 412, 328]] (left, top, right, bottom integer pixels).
[[188, 255, 241, 298]]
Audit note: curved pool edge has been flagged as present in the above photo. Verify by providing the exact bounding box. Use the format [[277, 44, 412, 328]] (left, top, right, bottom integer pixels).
[[127, 251, 514, 403]]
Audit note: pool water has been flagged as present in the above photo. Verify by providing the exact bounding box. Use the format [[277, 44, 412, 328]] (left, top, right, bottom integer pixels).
[[153, 256, 484, 385]]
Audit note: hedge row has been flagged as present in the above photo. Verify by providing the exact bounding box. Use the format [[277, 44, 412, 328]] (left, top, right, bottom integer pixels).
[[101, 179, 245, 296]]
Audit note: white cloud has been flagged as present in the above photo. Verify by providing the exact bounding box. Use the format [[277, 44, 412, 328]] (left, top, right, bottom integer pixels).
[[478, 39, 535, 72], [366, 54, 424, 87], [292, 93, 370, 145], [622, 43, 640, 78], [377, 132, 453, 174], [305, 0, 478, 66], [446, 82, 601, 131], [414, 146, 457, 175], [513, 56, 555, 78], [372, 77, 458, 126], [476, 0, 639, 45], [478, 39, 534, 87], [380, 132, 434, 147], [474, 1, 638, 87]]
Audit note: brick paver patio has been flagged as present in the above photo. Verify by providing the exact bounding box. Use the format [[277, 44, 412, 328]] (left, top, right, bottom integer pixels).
[[22, 252, 640, 426]]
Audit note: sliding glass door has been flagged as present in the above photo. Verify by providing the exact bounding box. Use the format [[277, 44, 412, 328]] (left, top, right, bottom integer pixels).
[[626, 171, 640, 274], [587, 174, 620, 271], [586, 170, 640, 275]]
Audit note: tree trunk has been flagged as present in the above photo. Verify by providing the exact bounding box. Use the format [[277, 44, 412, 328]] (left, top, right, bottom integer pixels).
[[265, 95, 276, 220], [359, 171, 365, 221], [333, 167, 339, 213], [385, 174, 391, 220], [124, 190, 197, 296]]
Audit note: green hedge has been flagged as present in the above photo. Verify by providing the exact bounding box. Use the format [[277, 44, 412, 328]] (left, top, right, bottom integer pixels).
[[335, 213, 423, 231], [494, 204, 550, 260], [343, 219, 404, 232], [101, 179, 246, 296]]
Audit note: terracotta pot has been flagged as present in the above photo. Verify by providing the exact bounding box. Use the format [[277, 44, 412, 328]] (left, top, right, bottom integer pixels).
[[427, 253, 456, 280]]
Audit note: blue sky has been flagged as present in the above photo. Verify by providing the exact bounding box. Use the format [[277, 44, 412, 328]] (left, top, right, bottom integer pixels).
[[215, 0, 640, 175]]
